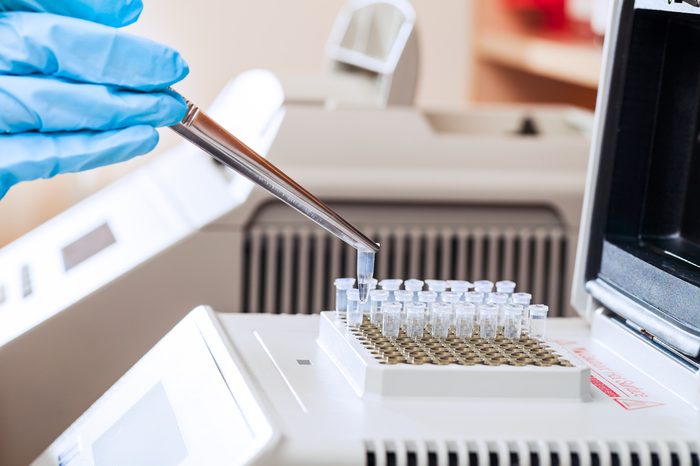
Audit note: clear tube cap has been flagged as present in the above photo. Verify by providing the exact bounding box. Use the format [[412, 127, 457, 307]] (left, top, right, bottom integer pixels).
[[455, 302, 476, 313], [334, 278, 356, 290], [495, 280, 516, 293], [346, 289, 360, 300], [441, 291, 461, 303], [424, 279, 448, 292], [473, 280, 494, 293], [369, 289, 389, 301], [379, 279, 403, 291], [487, 292, 509, 304], [433, 302, 452, 314], [447, 280, 472, 292], [406, 302, 426, 314], [529, 304, 549, 317], [382, 302, 401, 313], [465, 291, 484, 303], [417, 290, 437, 303], [512, 292, 532, 305], [394, 290, 414, 302], [478, 303, 498, 315], [503, 303, 524, 316], [404, 279, 424, 292]]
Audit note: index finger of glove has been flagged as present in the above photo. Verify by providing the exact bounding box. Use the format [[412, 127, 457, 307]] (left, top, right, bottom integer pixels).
[[0, 12, 188, 91], [0, 0, 143, 27]]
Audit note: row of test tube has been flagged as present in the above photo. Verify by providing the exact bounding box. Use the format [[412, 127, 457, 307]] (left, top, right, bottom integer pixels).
[[334, 278, 549, 342]]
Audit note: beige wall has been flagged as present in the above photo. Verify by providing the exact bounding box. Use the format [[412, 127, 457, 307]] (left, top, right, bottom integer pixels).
[[0, 0, 471, 246]]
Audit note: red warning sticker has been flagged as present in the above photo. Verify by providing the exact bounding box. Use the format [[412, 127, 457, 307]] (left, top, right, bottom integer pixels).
[[554, 341, 665, 411], [613, 398, 665, 411]]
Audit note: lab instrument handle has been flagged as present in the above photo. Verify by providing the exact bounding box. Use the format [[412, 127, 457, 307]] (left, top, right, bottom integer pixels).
[[170, 99, 379, 254]]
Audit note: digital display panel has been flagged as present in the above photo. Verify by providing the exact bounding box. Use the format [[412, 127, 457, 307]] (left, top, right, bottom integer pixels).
[[92, 382, 187, 466]]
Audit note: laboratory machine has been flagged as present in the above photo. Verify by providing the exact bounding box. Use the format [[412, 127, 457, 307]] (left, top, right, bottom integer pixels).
[[27, 0, 700, 464], [279, 0, 419, 107], [0, 101, 592, 464]]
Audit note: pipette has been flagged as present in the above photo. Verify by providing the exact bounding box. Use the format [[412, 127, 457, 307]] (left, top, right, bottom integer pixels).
[[170, 97, 380, 301]]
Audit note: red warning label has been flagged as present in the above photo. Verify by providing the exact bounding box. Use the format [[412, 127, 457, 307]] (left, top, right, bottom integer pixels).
[[590, 375, 620, 398], [613, 398, 665, 411], [554, 341, 665, 411]]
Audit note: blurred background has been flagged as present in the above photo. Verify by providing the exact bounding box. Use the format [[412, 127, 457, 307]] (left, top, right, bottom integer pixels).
[[0, 0, 607, 246]]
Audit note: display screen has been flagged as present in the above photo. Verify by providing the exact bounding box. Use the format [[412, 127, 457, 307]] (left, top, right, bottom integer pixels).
[[61, 223, 116, 272], [92, 382, 187, 466]]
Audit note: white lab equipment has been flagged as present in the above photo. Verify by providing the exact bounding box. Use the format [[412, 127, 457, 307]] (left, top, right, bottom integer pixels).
[[0, 89, 592, 464], [280, 0, 418, 107], [26, 4, 700, 465]]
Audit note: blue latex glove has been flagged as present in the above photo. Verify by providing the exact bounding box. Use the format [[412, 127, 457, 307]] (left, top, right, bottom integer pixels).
[[0, 0, 189, 198]]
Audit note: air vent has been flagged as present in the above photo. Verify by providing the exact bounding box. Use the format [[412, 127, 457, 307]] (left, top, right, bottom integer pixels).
[[364, 440, 700, 466], [242, 202, 574, 315]]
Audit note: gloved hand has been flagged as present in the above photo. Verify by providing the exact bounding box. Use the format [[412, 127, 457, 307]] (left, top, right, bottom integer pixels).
[[0, 0, 189, 199]]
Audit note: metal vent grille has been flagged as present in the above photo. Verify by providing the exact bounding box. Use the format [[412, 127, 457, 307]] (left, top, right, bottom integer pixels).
[[364, 440, 700, 466], [241, 202, 573, 315]]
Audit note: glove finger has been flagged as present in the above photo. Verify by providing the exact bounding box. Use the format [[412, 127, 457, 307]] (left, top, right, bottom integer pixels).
[[0, 75, 187, 133], [0, 125, 158, 199], [0, 0, 143, 27], [0, 12, 188, 91]]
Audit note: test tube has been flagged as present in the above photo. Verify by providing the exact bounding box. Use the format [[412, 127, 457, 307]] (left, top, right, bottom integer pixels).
[[528, 304, 549, 340], [382, 302, 402, 339], [405, 302, 426, 340], [418, 290, 437, 321], [495, 280, 516, 296], [486, 292, 509, 328], [441, 291, 461, 327], [502, 303, 524, 340], [478, 303, 498, 341], [369, 289, 389, 327], [454, 302, 476, 339], [447, 280, 472, 297], [334, 278, 356, 318], [346, 289, 363, 327], [395, 290, 414, 326], [512, 292, 532, 329], [425, 279, 448, 301], [431, 302, 452, 340], [379, 279, 403, 302], [473, 280, 494, 296], [404, 279, 424, 302], [512, 292, 532, 306], [465, 291, 484, 308], [360, 278, 378, 315]]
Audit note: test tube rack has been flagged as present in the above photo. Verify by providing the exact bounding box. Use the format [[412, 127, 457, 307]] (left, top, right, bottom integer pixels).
[[346, 316, 574, 367], [317, 311, 590, 400]]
